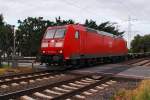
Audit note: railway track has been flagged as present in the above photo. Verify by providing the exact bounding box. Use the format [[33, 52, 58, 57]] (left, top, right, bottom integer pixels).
[[0, 70, 49, 80], [0, 72, 52, 86], [0, 73, 140, 100], [0, 73, 118, 100], [3, 75, 139, 100], [0, 71, 80, 95], [129, 58, 150, 66], [122, 57, 150, 66]]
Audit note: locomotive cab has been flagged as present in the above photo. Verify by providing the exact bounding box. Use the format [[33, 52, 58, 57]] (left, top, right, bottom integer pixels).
[[41, 27, 66, 64]]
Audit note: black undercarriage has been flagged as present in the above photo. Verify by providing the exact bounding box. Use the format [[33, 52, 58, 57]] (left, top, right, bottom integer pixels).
[[41, 54, 128, 70], [41, 55, 63, 64]]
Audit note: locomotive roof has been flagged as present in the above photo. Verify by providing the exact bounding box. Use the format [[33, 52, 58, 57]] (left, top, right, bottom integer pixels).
[[47, 24, 122, 38], [86, 27, 121, 38], [76, 24, 122, 38]]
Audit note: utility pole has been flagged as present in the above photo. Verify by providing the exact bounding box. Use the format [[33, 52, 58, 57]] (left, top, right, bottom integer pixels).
[[0, 50, 2, 67], [13, 25, 16, 59], [127, 16, 137, 48], [12, 25, 17, 67]]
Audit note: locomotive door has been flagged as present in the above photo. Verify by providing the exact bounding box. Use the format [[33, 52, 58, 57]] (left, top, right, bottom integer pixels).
[[74, 30, 80, 58], [74, 30, 85, 57]]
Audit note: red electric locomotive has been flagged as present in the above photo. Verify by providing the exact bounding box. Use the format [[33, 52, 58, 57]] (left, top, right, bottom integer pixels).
[[40, 24, 128, 67]]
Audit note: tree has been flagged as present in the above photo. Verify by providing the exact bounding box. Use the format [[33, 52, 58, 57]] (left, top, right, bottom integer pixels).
[[131, 35, 142, 52], [0, 14, 3, 66], [0, 14, 4, 25], [84, 19, 124, 36], [55, 16, 75, 25], [85, 19, 98, 29], [0, 24, 13, 57], [0, 14, 14, 66], [16, 17, 54, 56], [131, 34, 150, 53]]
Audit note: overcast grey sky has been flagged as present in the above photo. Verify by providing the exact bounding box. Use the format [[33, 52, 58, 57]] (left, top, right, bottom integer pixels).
[[0, 0, 150, 46]]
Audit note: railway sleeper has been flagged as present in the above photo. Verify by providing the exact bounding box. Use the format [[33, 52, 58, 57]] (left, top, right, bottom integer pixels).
[[69, 83, 84, 87], [44, 89, 63, 95], [33, 92, 53, 99], [53, 87, 71, 92], [20, 95, 35, 100], [61, 85, 78, 90]]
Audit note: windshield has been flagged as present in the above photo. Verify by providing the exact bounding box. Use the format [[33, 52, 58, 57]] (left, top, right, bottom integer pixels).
[[44, 28, 66, 39], [45, 29, 55, 39]]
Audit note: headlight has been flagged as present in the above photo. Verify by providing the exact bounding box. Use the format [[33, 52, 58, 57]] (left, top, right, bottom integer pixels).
[[42, 51, 46, 53], [59, 50, 63, 53], [51, 40, 55, 42], [41, 42, 48, 47], [55, 42, 63, 47]]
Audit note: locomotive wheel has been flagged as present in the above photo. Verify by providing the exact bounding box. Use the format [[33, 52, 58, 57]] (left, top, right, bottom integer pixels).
[[103, 57, 108, 63], [110, 57, 117, 63], [71, 60, 80, 68], [84, 59, 91, 67]]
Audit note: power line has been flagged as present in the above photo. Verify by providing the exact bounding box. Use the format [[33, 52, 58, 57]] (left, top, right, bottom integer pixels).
[[117, 0, 137, 17], [115, 1, 140, 48], [127, 16, 137, 48], [62, 0, 108, 22], [125, 1, 148, 21]]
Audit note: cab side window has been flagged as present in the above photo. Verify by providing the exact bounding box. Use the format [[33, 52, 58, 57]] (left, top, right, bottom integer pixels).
[[75, 31, 79, 39]]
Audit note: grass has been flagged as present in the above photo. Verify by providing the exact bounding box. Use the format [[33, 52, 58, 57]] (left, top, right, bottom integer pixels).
[[0, 63, 11, 68], [0, 64, 33, 75], [113, 80, 150, 100]]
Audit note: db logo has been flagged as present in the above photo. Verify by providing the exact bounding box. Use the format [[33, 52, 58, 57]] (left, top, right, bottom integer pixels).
[[109, 42, 112, 47]]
